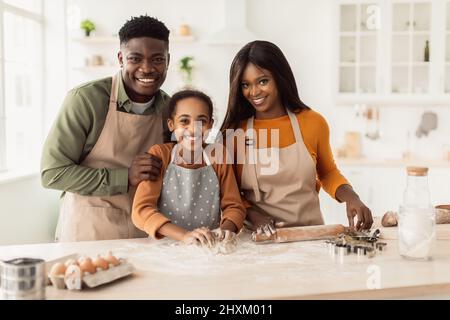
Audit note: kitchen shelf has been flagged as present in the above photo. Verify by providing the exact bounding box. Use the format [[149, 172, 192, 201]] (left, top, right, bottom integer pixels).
[[73, 66, 118, 72], [336, 157, 450, 168], [170, 35, 196, 42], [72, 36, 118, 44], [72, 35, 197, 44], [340, 31, 376, 36], [392, 31, 430, 36], [335, 94, 450, 106], [391, 62, 430, 67]]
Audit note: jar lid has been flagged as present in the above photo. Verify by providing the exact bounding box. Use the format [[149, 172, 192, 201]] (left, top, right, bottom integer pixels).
[[406, 166, 428, 176]]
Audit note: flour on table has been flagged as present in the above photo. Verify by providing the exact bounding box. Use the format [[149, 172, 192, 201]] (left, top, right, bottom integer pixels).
[[108, 230, 353, 281], [207, 236, 238, 255]]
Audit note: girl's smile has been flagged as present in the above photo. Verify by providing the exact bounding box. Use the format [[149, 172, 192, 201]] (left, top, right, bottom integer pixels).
[[167, 96, 213, 155]]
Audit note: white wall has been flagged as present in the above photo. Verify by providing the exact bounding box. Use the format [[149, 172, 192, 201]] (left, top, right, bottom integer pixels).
[[64, 0, 450, 159], [0, 0, 67, 245], [61, 0, 450, 226], [0, 176, 60, 245], [2, 0, 450, 245]]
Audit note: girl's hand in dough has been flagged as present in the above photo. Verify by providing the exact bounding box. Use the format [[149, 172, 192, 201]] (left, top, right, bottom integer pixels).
[[181, 227, 215, 247], [212, 228, 236, 242]]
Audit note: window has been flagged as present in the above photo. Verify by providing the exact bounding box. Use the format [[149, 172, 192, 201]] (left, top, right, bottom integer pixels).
[[0, 0, 44, 172]]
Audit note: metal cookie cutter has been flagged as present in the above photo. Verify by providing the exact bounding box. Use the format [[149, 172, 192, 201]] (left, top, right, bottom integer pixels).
[[326, 228, 385, 260]]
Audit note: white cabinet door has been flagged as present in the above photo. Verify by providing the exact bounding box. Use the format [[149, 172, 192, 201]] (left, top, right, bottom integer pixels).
[[390, 1, 432, 95], [337, 1, 382, 96], [320, 165, 405, 224], [320, 165, 450, 225], [336, 0, 450, 104], [428, 167, 450, 205], [369, 167, 404, 215], [320, 166, 372, 225]]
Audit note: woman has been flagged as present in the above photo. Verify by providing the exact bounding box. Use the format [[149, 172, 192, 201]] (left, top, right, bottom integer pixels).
[[221, 40, 373, 236]]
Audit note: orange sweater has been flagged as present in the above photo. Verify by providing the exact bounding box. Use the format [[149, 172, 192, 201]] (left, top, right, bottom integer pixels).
[[132, 143, 246, 239], [234, 109, 349, 201]]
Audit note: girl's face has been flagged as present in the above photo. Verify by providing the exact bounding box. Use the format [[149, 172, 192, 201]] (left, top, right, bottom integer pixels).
[[167, 97, 213, 151], [241, 63, 284, 119]]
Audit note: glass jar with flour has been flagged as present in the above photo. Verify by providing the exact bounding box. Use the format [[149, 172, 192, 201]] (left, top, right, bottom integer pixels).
[[398, 166, 436, 260]]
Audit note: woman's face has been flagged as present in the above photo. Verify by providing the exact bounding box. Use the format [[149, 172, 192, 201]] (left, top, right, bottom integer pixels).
[[241, 63, 284, 118], [167, 97, 213, 152]]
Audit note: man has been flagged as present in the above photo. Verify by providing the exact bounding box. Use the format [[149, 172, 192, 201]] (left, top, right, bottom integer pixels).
[[41, 16, 170, 241]]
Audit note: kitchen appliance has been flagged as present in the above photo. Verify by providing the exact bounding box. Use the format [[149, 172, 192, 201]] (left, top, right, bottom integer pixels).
[[0, 258, 46, 300]]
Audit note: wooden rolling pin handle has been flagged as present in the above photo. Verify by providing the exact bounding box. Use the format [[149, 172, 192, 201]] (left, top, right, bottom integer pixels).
[[252, 224, 346, 243]]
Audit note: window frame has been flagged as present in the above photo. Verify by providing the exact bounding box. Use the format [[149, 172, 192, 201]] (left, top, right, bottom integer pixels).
[[0, 0, 45, 172]]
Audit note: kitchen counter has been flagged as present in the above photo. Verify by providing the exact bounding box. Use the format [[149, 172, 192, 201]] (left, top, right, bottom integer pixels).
[[336, 157, 450, 168], [1, 231, 450, 299]]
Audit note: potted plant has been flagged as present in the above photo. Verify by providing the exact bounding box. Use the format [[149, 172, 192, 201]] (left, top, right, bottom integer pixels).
[[80, 19, 96, 37], [179, 56, 195, 87]]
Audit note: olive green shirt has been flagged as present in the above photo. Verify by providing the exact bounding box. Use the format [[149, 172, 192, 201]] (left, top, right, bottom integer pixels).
[[40, 75, 170, 196]]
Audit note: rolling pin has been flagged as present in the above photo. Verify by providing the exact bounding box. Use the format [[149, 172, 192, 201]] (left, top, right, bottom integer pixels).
[[252, 224, 346, 243]]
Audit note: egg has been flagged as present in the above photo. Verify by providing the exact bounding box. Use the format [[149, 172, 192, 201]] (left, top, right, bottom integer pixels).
[[93, 255, 109, 271], [104, 251, 120, 266], [64, 259, 79, 267], [49, 262, 67, 276], [79, 257, 96, 274]]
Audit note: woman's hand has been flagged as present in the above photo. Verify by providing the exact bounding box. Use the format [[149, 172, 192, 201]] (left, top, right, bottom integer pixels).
[[181, 227, 215, 247], [247, 208, 283, 237], [212, 228, 236, 242], [345, 198, 373, 231], [336, 184, 373, 230]]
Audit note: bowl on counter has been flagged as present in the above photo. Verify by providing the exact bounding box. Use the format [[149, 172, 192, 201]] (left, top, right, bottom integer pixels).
[[435, 205, 450, 224]]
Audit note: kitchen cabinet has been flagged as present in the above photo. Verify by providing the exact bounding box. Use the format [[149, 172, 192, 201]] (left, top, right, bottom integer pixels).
[[320, 163, 450, 224], [336, 0, 450, 105], [337, 1, 382, 95], [390, 1, 431, 95], [444, 1, 450, 92], [429, 167, 450, 204]]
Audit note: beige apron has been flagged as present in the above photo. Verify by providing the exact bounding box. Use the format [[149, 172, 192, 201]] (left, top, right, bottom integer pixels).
[[241, 110, 324, 227], [56, 72, 163, 242]]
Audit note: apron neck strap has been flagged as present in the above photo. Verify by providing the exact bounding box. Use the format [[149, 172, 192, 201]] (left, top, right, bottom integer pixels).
[[248, 110, 302, 143], [245, 116, 261, 202], [287, 109, 303, 143], [109, 72, 120, 112]]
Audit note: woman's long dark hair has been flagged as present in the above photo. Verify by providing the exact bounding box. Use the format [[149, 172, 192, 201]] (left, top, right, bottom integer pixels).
[[220, 40, 310, 131]]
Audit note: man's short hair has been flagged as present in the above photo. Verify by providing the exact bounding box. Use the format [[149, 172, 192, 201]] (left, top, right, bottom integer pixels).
[[119, 15, 170, 45]]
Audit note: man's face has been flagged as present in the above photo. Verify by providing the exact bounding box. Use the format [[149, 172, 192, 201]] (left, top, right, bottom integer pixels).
[[118, 37, 169, 103]]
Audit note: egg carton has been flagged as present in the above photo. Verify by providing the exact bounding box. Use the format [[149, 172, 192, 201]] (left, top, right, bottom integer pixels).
[[47, 254, 134, 290]]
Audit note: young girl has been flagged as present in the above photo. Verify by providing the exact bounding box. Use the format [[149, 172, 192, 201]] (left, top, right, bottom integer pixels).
[[221, 40, 373, 236], [132, 90, 245, 246]]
